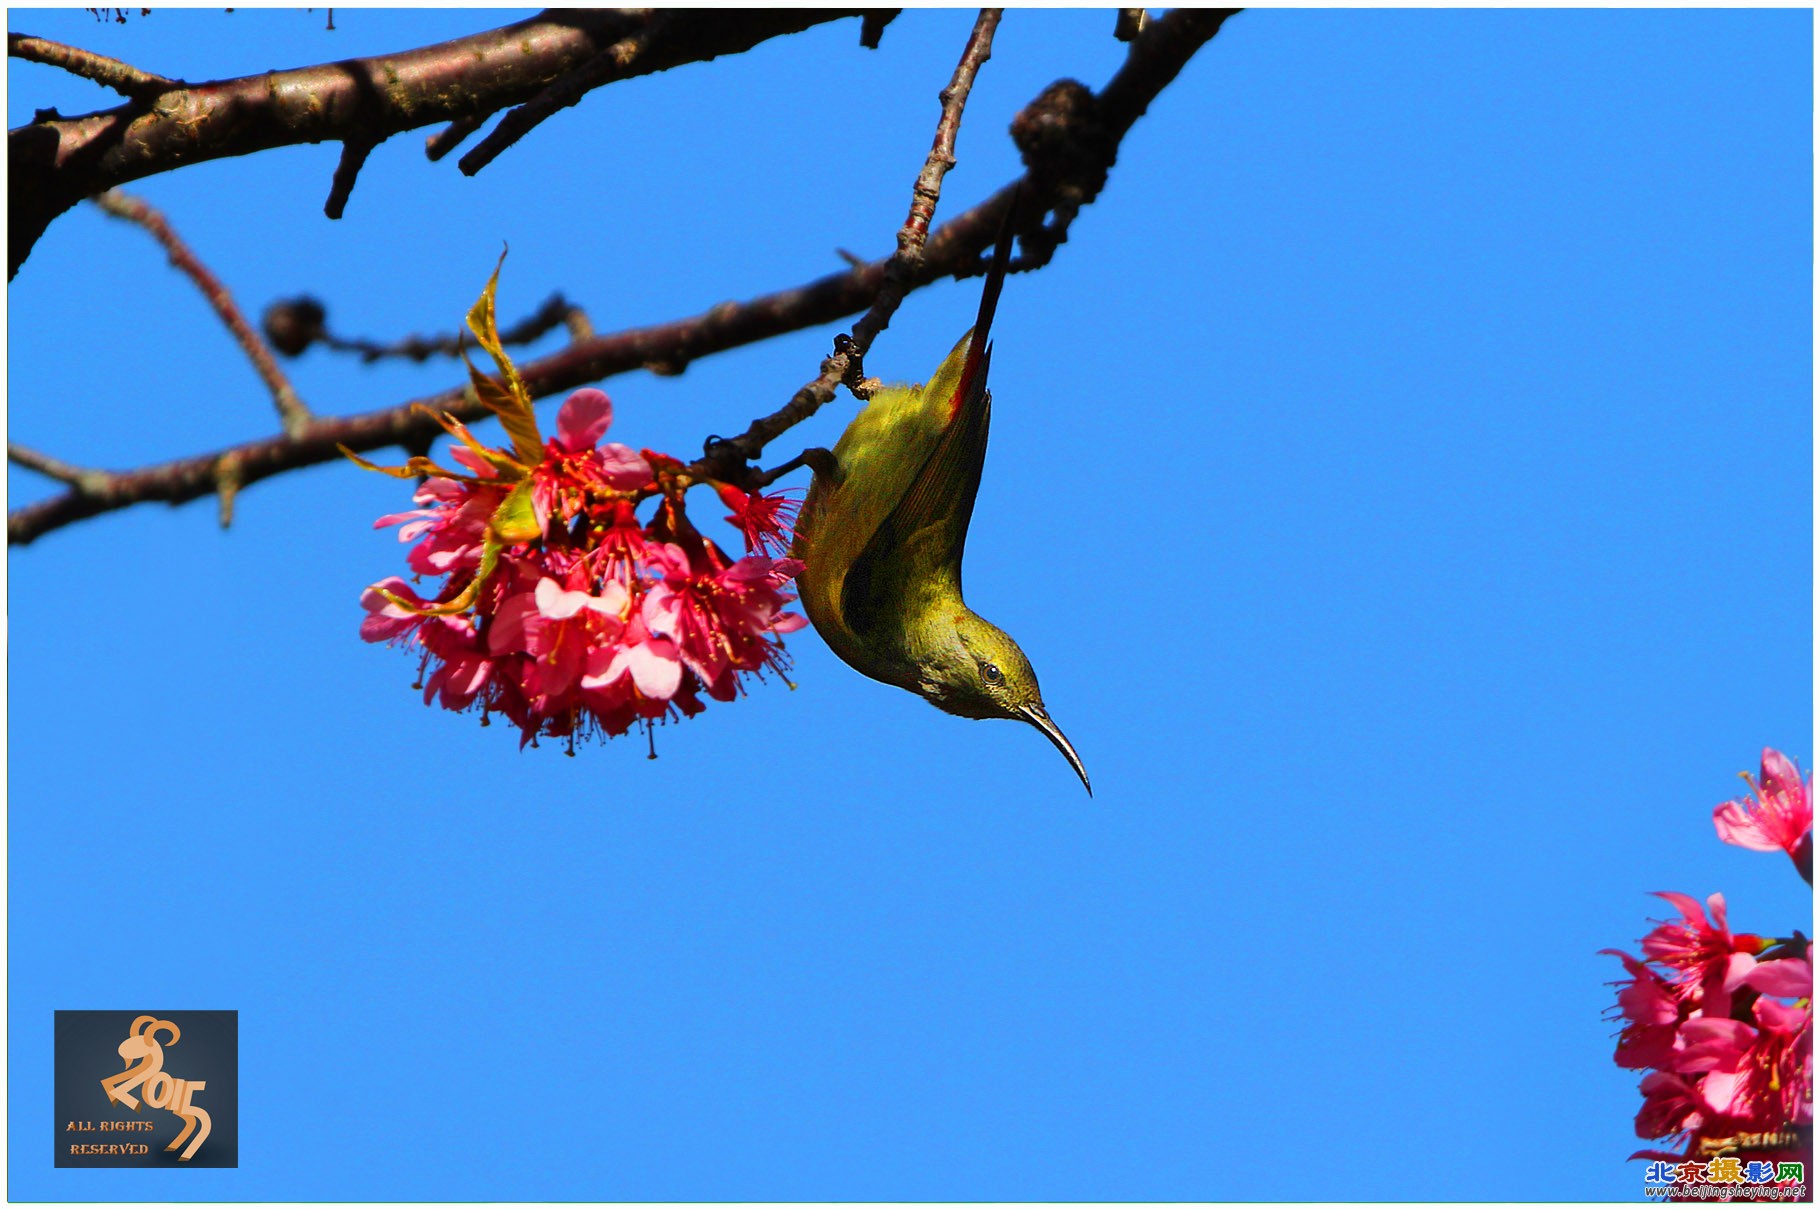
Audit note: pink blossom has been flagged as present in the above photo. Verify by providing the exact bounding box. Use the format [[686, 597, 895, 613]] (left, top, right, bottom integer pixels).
[[1715, 748, 1814, 878], [360, 577, 431, 643], [419, 617, 493, 710], [1683, 997, 1813, 1131], [373, 475, 501, 578], [1603, 949, 1688, 1070], [1609, 754, 1813, 1172], [357, 375, 804, 750], [1640, 891, 1763, 1015], [1634, 1070, 1706, 1144], [716, 482, 801, 557]]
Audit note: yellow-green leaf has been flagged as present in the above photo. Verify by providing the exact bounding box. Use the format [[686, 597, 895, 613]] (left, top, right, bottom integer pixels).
[[373, 530, 505, 619], [489, 479, 542, 544], [418, 405, 528, 480], [466, 252, 545, 465]]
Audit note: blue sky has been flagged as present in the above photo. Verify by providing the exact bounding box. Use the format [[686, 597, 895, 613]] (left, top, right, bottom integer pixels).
[[7, 8, 1812, 1201]]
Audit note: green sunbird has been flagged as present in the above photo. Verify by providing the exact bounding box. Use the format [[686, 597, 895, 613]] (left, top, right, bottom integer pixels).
[[793, 226, 1091, 794]]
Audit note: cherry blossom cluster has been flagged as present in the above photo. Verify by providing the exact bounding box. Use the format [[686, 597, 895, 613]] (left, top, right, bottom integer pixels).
[[349, 263, 804, 750], [1606, 749, 1813, 1181]]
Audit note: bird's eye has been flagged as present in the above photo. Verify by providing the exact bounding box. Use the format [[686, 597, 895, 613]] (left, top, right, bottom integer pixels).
[[982, 662, 1004, 686]]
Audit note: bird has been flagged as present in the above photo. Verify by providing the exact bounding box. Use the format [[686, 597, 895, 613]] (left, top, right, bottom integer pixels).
[[791, 215, 1090, 794]]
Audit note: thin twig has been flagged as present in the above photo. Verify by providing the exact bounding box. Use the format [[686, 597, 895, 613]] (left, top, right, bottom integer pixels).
[[323, 138, 378, 219], [10, 11, 1238, 546], [697, 8, 1003, 482], [299, 294, 585, 364], [424, 114, 485, 162], [458, 11, 667, 177], [8, 32, 174, 100], [94, 190, 314, 437], [8, 443, 104, 490]]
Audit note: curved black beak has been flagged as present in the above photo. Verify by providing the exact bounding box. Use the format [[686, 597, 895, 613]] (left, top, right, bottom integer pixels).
[[1020, 703, 1091, 796]]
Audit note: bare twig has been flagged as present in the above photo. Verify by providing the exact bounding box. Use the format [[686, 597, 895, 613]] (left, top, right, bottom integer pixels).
[[323, 137, 378, 220], [94, 189, 314, 436], [8, 31, 174, 99], [458, 10, 668, 177], [696, 8, 1004, 484], [10, 10, 1238, 546], [424, 113, 485, 161], [1115, 10, 1149, 42], [11, 10, 861, 278], [266, 293, 586, 364], [8, 443, 105, 491]]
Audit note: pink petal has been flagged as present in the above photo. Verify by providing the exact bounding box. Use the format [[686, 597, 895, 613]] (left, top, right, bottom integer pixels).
[[1675, 1018, 1755, 1072], [1704, 891, 1729, 933], [1721, 952, 1760, 993], [598, 442, 652, 489], [556, 388, 613, 451], [1698, 1069, 1750, 1118], [449, 445, 498, 476], [623, 640, 683, 699], [768, 610, 809, 634], [1650, 891, 1708, 924], [416, 477, 465, 504], [1754, 995, 1810, 1033], [535, 577, 591, 620], [489, 592, 539, 655], [642, 585, 681, 637], [1741, 958, 1813, 999], [358, 578, 427, 642], [436, 656, 492, 709], [372, 507, 433, 532], [1714, 800, 1783, 851], [1761, 748, 1803, 798]]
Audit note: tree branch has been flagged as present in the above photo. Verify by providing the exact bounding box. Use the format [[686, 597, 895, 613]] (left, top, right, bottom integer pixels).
[[8, 443, 106, 491], [695, 7, 1003, 485], [9, 8, 1239, 547], [93, 188, 313, 436], [8, 31, 175, 100], [457, 9, 669, 177], [263, 292, 589, 364], [9, 9, 861, 279]]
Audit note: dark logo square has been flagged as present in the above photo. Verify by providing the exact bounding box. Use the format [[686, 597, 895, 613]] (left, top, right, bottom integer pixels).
[[54, 1010, 238, 1168]]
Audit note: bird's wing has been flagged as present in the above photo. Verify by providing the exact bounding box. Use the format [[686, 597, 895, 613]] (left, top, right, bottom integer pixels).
[[833, 207, 1015, 645], [841, 373, 992, 642]]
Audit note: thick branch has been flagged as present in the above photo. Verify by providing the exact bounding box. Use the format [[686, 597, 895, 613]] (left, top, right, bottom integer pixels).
[[9, 9, 859, 279], [9, 9, 1238, 546]]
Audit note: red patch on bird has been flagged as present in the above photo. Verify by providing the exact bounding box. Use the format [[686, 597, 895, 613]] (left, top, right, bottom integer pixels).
[[948, 343, 986, 423]]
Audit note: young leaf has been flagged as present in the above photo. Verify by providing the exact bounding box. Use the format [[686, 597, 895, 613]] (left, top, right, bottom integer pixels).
[[466, 252, 547, 465]]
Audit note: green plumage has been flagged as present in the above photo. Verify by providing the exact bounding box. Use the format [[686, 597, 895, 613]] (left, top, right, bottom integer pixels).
[[792, 226, 1090, 793]]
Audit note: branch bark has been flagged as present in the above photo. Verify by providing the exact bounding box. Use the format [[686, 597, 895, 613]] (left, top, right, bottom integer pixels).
[[9, 9, 859, 279], [9, 8, 1240, 546], [8, 32, 176, 100]]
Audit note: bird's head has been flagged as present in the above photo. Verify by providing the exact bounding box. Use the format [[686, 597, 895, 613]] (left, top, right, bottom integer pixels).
[[917, 610, 1091, 795]]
